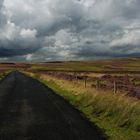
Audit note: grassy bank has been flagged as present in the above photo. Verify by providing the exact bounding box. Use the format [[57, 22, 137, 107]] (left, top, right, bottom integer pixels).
[[0, 71, 10, 80], [26, 72, 140, 140]]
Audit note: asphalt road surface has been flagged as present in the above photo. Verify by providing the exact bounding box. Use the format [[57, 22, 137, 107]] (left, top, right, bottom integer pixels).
[[0, 71, 106, 140]]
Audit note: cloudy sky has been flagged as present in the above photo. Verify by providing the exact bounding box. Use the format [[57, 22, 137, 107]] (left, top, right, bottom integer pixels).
[[0, 0, 140, 61]]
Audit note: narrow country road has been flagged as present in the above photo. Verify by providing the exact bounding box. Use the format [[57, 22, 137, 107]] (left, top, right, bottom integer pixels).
[[0, 71, 106, 140]]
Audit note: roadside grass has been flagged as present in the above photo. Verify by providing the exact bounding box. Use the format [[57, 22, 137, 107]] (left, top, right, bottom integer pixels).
[[25, 72, 140, 140], [0, 71, 10, 80]]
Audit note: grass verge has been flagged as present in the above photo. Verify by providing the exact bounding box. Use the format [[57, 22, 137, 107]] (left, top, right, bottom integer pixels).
[[0, 71, 11, 80]]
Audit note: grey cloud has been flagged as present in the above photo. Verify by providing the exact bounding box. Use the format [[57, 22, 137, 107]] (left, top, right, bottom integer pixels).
[[0, 0, 7, 28], [0, 0, 140, 61], [0, 37, 40, 57]]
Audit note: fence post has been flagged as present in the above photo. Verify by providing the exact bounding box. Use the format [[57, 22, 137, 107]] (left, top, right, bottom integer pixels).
[[113, 81, 117, 94], [74, 72, 78, 82], [96, 80, 100, 90], [85, 77, 87, 88], [76, 72, 79, 83], [84, 76, 88, 88]]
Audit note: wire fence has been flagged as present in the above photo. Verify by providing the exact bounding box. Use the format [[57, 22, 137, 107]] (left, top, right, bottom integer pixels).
[[34, 71, 140, 99]]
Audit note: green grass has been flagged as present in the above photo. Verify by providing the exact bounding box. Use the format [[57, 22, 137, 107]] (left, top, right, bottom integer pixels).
[[0, 72, 9, 80], [29, 73, 140, 140]]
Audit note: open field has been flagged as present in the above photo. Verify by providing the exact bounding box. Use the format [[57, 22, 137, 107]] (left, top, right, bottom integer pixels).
[[0, 58, 140, 139], [1, 57, 140, 72], [21, 58, 140, 100], [1, 58, 140, 99], [29, 58, 140, 73], [1, 58, 140, 100]]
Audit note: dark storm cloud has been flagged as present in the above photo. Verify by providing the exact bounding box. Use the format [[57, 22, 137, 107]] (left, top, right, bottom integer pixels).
[[0, 38, 40, 57], [0, 0, 140, 61], [76, 45, 140, 59]]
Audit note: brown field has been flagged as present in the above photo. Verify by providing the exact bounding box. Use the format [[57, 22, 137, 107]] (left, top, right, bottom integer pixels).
[[1, 58, 140, 99]]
